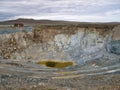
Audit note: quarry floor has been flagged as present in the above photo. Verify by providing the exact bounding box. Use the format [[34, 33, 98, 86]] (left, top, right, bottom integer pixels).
[[0, 59, 120, 90]]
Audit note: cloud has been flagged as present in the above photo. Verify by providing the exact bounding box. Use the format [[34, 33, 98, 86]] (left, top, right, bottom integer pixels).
[[0, 0, 120, 22], [11, 13, 118, 22], [105, 9, 120, 16]]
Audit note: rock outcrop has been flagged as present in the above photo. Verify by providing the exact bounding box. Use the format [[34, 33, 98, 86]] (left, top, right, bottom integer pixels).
[[0, 30, 33, 59], [0, 24, 120, 64]]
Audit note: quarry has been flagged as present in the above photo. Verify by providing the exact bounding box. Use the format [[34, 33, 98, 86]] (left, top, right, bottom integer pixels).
[[0, 23, 120, 90]]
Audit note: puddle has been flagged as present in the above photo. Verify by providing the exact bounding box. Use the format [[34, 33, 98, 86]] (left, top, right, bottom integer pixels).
[[0, 26, 32, 34], [37, 60, 74, 68]]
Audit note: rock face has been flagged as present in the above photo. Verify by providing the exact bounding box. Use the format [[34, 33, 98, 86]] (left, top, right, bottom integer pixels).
[[0, 25, 120, 64], [109, 40, 120, 55], [0, 30, 33, 59]]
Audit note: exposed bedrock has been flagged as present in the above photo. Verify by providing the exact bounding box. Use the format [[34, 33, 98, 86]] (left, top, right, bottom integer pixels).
[[0, 25, 120, 64]]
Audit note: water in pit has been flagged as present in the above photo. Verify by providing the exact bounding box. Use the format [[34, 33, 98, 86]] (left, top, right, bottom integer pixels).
[[37, 60, 74, 68], [0, 26, 32, 34]]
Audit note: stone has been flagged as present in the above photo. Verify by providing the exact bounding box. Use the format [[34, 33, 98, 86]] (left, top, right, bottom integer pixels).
[[110, 40, 120, 55]]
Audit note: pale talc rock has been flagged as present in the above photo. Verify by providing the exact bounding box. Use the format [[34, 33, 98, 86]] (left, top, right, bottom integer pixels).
[[0, 25, 119, 64], [54, 31, 104, 53]]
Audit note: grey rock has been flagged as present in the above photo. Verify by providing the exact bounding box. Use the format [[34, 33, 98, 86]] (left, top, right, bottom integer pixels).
[[110, 40, 120, 55]]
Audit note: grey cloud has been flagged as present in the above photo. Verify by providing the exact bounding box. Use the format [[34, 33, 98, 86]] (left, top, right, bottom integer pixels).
[[0, 0, 120, 22]]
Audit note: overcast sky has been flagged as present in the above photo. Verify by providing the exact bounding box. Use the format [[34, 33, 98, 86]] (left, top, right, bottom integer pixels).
[[0, 0, 120, 22]]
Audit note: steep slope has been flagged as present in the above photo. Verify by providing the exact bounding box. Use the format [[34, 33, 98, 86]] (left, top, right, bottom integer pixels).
[[0, 24, 120, 66]]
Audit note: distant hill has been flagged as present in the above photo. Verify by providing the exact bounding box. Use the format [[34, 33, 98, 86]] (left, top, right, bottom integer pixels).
[[0, 18, 120, 26], [0, 18, 80, 25]]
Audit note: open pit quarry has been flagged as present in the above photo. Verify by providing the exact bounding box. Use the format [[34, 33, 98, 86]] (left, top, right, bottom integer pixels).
[[0, 24, 120, 90]]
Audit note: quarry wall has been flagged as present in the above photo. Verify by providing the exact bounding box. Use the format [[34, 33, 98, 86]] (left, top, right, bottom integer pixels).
[[0, 25, 120, 64]]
